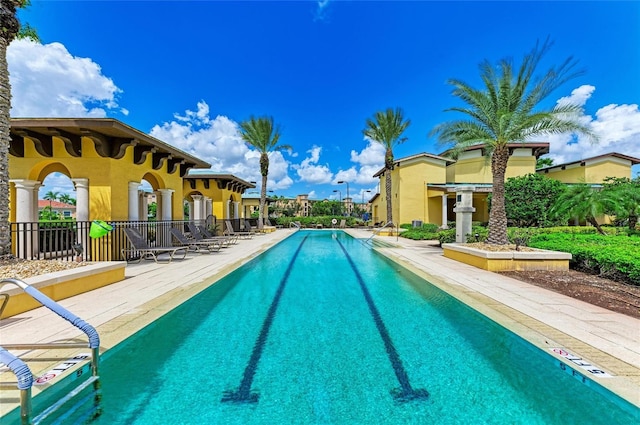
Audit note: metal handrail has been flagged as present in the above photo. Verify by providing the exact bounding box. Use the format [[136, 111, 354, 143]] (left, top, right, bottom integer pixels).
[[0, 346, 33, 425], [365, 221, 395, 244], [0, 278, 101, 425]]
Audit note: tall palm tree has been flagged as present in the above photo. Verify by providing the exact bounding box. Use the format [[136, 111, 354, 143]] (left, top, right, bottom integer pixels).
[[44, 190, 59, 209], [0, 1, 37, 254], [239, 116, 291, 224], [363, 107, 410, 226], [432, 40, 595, 244], [59, 193, 75, 206]]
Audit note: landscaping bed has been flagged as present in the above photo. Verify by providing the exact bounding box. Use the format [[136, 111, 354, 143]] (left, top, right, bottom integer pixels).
[[500, 269, 640, 319]]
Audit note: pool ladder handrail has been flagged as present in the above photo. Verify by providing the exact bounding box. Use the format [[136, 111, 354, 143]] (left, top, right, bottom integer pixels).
[[0, 278, 101, 425], [365, 221, 396, 244]]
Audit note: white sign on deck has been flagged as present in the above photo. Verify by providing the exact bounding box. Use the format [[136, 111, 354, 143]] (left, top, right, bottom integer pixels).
[[549, 348, 612, 379]]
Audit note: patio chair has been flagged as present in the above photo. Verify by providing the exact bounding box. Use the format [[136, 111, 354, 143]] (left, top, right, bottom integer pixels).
[[122, 227, 188, 263], [170, 228, 222, 253], [187, 222, 237, 246], [195, 224, 238, 246], [339, 219, 346, 228], [224, 220, 254, 239], [245, 219, 265, 236], [265, 217, 282, 228]]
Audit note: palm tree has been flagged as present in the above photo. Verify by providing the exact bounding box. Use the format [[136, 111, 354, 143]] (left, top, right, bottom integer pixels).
[[0, 1, 37, 254], [601, 176, 640, 231], [363, 107, 410, 226], [551, 183, 607, 235], [238, 116, 291, 224], [44, 190, 59, 209], [432, 40, 595, 244], [58, 193, 74, 205]]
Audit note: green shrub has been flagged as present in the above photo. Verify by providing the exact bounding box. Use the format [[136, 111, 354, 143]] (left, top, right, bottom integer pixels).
[[438, 229, 456, 246], [529, 233, 640, 285]]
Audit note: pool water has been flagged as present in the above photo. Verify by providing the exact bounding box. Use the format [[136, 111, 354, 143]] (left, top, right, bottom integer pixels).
[[61, 231, 637, 423]]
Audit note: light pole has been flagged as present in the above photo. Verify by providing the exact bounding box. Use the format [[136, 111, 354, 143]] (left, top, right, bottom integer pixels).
[[361, 189, 371, 209], [333, 189, 341, 216], [337, 180, 349, 215]]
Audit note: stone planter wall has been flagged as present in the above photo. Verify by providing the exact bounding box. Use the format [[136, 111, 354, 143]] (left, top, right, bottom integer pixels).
[[442, 243, 571, 272], [0, 262, 126, 318]]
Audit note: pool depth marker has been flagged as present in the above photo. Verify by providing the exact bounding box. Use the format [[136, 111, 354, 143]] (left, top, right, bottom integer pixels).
[[336, 239, 429, 403], [221, 235, 309, 404]]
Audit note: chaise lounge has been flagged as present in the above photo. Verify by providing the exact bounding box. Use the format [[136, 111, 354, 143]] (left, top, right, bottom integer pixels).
[[122, 227, 189, 263], [170, 228, 222, 253]]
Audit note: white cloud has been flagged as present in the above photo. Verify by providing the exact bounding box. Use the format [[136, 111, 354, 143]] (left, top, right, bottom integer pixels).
[[292, 146, 334, 184], [307, 190, 317, 199], [543, 85, 640, 171], [8, 39, 124, 117], [150, 101, 294, 190], [331, 138, 385, 186], [556, 84, 594, 108], [314, 0, 331, 21]]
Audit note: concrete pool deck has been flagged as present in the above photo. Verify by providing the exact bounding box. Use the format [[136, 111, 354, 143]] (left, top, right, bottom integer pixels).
[[1, 227, 638, 417]]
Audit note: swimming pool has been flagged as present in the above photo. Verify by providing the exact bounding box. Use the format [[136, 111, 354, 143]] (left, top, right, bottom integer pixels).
[[39, 231, 638, 423]]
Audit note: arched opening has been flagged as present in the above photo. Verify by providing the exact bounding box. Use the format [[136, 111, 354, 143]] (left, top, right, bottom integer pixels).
[[38, 172, 76, 221]]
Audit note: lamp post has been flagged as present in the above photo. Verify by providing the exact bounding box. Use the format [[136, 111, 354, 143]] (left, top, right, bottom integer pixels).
[[361, 190, 371, 209], [333, 189, 341, 216], [337, 180, 349, 215], [361, 189, 371, 220]]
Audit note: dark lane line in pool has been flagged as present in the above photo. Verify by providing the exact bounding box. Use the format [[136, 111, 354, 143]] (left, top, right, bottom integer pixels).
[[336, 238, 430, 403], [221, 234, 309, 404]]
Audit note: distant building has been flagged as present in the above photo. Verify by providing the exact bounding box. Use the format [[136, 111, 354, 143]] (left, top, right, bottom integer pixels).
[[38, 200, 76, 219]]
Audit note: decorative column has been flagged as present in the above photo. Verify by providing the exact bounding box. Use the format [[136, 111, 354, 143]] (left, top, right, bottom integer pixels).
[[128, 182, 141, 221], [233, 201, 239, 219], [11, 180, 40, 258], [158, 189, 174, 221], [72, 178, 89, 253], [441, 193, 449, 229], [226, 200, 231, 219], [205, 197, 212, 219], [72, 178, 89, 222], [453, 186, 476, 243], [192, 195, 203, 222], [139, 190, 148, 221]]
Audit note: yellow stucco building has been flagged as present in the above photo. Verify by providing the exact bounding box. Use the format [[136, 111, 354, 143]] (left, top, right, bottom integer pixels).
[[370, 143, 640, 227], [8, 118, 255, 259]]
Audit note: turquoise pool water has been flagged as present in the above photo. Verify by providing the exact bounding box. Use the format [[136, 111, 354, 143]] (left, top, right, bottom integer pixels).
[[44, 231, 638, 423]]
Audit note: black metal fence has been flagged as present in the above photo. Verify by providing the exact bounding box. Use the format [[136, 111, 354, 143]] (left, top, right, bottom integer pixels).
[[9, 218, 240, 261]]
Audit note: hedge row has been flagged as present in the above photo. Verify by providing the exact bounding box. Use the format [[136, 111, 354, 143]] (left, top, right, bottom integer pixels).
[[528, 233, 640, 285]]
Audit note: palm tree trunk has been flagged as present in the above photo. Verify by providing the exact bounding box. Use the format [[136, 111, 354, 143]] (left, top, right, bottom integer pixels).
[[259, 174, 267, 223], [0, 37, 11, 255], [385, 169, 393, 225], [487, 145, 509, 245], [587, 216, 606, 235]]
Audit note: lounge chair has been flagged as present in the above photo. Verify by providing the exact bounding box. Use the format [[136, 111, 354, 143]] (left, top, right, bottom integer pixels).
[[170, 228, 222, 253], [195, 224, 237, 246], [339, 219, 346, 229], [265, 218, 282, 229], [224, 220, 254, 239], [245, 219, 264, 236], [122, 227, 188, 263], [187, 222, 237, 246]]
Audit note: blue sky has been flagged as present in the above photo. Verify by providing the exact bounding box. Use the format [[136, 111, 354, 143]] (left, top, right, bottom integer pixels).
[[12, 1, 640, 202]]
